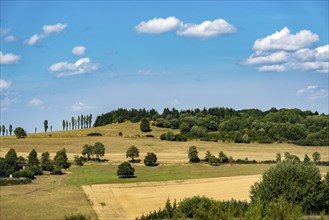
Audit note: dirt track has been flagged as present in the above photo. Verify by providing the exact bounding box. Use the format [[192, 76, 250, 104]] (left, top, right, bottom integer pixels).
[[82, 175, 261, 220]]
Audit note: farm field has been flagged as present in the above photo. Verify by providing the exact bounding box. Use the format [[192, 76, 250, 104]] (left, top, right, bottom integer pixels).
[[83, 175, 262, 220]]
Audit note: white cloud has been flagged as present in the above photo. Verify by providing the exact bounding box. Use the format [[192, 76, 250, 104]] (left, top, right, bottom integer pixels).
[[49, 57, 99, 77], [244, 28, 328, 73], [297, 85, 328, 100], [135, 16, 181, 34], [177, 19, 236, 38], [0, 51, 21, 64], [72, 46, 86, 55], [29, 98, 43, 107], [253, 27, 319, 52], [0, 79, 11, 90], [25, 34, 43, 46], [70, 102, 93, 112], [25, 23, 67, 46], [42, 23, 67, 34], [3, 35, 17, 43]]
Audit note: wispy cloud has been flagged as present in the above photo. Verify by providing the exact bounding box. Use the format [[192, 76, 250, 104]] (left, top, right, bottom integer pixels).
[[29, 98, 43, 107], [72, 46, 86, 55], [297, 85, 328, 100], [0, 79, 11, 90], [243, 27, 328, 73], [25, 23, 67, 46], [135, 16, 236, 39], [3, 35, 17, 43], [0, 51, 21, 64], [49, 57, 99, 77], [70, 102, 93, 112]]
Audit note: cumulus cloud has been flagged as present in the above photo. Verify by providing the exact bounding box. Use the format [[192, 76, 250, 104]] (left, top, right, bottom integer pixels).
[[244, 28, 328, 73], [70, 102, 93, 112], [297, 85, 328, 100], [0, 79, 11, 90], [72, 46, 86, 55], [48, 57, 99, 77], [3, 35, 17, 43], [42, 23, 67, 34], [177, 19, 236, 38], [25, 23, 67, 46], [135, 16, 181, 34], [253, 27, 319, 52], [135, 17, 236, 39], [29, 98, 43, 107], [0, 51, 21, 64]]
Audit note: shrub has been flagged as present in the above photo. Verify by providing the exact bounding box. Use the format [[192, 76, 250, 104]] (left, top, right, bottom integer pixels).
[[74, 155, 85, 166], [12, 170, 35, 179], [117, 162, 135, 178], [87, 132, 102, 136], [0, 178, 32, 186], [29, 165, 43, 175], [51, 167, 63, 175], [250, 162, 325, 213], [144, 153, 158, 166]]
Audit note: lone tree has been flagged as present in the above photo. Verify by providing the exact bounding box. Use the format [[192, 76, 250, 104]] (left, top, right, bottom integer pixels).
[[312, 151, 321, 164], [28, 149, 40, 166], [140, 118, 151, 132], [93, 142, 105, 161], [44, 120, 48, 132], [14, 127, 27, 139], [2, 125, 5, 136], [9, 124, 13, 135], [126, 145, 139, 162], [144, 152, 158, 166], [188, 146, 200, 163], [117, 162, 135, 178]]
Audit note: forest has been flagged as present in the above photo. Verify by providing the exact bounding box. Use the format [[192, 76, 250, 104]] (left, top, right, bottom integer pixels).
[[94, 107, 329, 146]]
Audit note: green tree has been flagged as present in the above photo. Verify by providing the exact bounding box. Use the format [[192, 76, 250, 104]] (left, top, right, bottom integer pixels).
[[312, 151, 321, 164], [126, 145, 139, 162], [77, 116, 81, 129], [204, 150, 212, 162], [5, 148, 17, 167], [66, 120, 69, 130], [62, 120, 65, 130], [44, 120, 48, 132], [276, 153, 281, 163], [303, 154, 310, 163], [54, 148, 69, 168], [117, 162, 135, 178], [14, 127, 27, 138], [218, 151, 229, 163], [27, 149, 40, 166], [9, 124, 13, 135], [144, 152, 157, 166], [41, 151, 54, 171], [93, 142, 105, 161], [2, 125, 5, 136], [71, 117, 75, 130], [140, 118, 151, 132], [89, 114, 92, 128], [250, 162, 324, 213], [188, 146, 200, 163], [82, 144, 93, 160]]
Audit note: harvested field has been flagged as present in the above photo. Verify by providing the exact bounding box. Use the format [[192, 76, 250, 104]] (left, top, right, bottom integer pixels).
[[82, 175, 261, 220]]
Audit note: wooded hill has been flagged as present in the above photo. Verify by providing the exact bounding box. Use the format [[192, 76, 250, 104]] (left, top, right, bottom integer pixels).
[[94, 107, 329, 146]]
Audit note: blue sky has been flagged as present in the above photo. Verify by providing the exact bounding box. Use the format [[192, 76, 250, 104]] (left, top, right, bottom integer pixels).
[[1, 1, 328, 133]]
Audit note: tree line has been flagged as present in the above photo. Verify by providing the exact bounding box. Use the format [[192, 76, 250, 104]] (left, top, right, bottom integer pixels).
[[94, 107, 329, 146], [61, 114, 93, 131], [0, 124, 14, 136]]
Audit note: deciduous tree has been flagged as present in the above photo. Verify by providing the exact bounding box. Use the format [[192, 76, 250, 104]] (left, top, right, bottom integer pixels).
[[117, 162, 135, 178], [44, 120, 48, 132], [126, 145, 139, 162]]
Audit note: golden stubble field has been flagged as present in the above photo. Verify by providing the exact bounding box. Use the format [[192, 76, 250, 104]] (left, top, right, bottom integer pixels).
[[82, 175, 262, 220]]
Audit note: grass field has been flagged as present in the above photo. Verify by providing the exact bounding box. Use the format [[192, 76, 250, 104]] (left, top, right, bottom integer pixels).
[[67, 163, 273, 186], [0, 174, 97, 220]]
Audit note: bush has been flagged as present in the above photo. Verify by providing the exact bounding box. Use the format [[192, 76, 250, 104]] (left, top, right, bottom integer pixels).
[[87, 132, 102, 136], [250, 162, 325, 213], [64, 214, 90, 220], [51, 167, 63, 175], [144, 153, 158, 166], [74, 155, 85, 166], [117, 162, 135, 178], [29, 165, 43, 175], [145, 134, 154, 138], [42, 161, 55, 172], [0, 178, 32, 186], [12, 170, 35, 179]]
